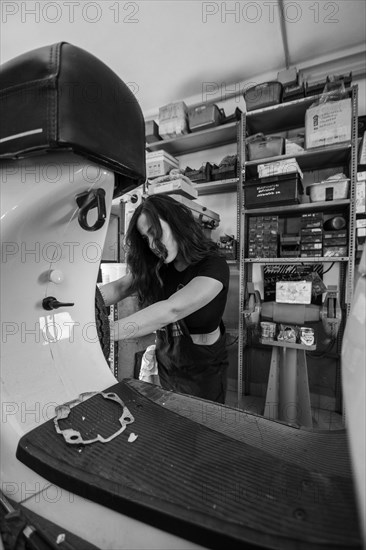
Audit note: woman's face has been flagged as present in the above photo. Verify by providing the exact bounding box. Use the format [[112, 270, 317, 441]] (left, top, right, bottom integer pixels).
[[137, 212, 179, 264]]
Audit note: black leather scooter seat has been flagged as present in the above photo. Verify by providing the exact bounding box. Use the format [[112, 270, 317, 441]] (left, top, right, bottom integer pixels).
[[0, 42, 145, 196]]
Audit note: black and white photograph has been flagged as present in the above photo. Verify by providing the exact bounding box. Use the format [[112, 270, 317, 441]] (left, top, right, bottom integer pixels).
[[0, 1, 365, 549]]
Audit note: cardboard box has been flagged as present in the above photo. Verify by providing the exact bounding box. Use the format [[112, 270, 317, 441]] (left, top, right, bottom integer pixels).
[[148, 178, 198, 200], [146, 150, 179, 179], [158, 101, 189, 138], [305, 98, 351, 149], [356, 179, 366, 214], [275, 281, 312, 304], [257, 158, 303, 179]]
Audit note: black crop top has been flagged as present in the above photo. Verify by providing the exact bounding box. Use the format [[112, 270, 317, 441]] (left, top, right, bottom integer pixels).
[[160, 254, 230, 334]]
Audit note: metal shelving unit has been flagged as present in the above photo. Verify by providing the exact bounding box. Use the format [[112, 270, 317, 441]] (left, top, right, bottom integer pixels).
[[237, 86, 359, 411]]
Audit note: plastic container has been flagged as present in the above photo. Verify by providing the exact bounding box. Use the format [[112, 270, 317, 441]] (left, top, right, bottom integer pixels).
[[247, 135, 285, 161], [188, 104, 225, 132], [244, 82, 282, 112], [306, 179, 350, 202]]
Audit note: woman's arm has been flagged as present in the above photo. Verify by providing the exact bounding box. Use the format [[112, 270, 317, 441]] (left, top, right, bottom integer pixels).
[[110, 276, 223, 341], [99, 272, 134, 307]]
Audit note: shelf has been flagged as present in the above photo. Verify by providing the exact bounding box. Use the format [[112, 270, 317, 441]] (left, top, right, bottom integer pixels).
[[245, 142, 352, 176], [146, 122, 237, 155], [243, 199, 350, 216], [196, 178, 238, 195], [259, 338, 317, 351], [246, 89, 353, 135], [244, 257, 348, 264]]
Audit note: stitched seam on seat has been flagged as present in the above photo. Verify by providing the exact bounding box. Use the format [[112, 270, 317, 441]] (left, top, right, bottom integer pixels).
[[0, 77, 56, 97]]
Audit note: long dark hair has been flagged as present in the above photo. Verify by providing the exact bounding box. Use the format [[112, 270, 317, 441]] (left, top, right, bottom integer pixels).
[[125, 194, 219, 305]]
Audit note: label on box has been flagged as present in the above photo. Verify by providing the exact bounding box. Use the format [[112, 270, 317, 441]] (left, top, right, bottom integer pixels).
[[305, 98, 351, 149]]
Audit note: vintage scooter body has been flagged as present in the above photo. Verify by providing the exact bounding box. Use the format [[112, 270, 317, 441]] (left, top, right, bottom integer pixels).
[[0, 42, 202, 549]]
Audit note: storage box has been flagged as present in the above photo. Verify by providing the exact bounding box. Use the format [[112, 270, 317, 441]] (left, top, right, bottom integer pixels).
[[221, 107, 242, 124], [148, 177, 197, 200], [188, 104, 225, 132], [146, 150, 179, 179], [282, 83, 305, 102], [359, 132, 366, 164], [300, 213, 324, 229], [305, 79, 327, 97], [306, 178, 349, 202], [244, 173, 303, 208], [257, 158, 303, 179], [276, 281, 312, 305], [285, 135, 305, 155], [158, 101, 189, 138], [211, 155, 237, 181], [356, 178, 366, 214], [305, 98, 352, 149], [323, 246, 348, 257], [184, 162, 212, 183], [244, 82, 282, 112], [247, 135, 285, 161], [145, 120, 161, 144], [277, 67, 298, 86]]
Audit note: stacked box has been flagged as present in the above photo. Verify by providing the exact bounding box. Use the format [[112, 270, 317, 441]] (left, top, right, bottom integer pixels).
[[248, 216, 279, 258], [356, 172, 366, 214], [146, 150, 179, 179], [159, 101, 189, 138], [300, 213, 324, 257], [323, 229, 348, 257]]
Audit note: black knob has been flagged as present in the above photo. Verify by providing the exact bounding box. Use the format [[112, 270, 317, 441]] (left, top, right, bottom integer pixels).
[[42, 296, 75, 311]]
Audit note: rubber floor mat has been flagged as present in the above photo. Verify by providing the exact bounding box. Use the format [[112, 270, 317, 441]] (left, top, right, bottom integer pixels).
[[16, 379, 362, 550]]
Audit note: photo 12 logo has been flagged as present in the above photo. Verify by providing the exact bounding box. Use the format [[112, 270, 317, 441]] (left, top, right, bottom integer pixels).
[[201, 1, 340, 24], [1, 1, 140, 24]]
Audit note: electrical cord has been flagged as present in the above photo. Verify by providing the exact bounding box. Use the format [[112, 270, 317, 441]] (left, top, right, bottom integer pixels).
[[322, 262, 335, 275]]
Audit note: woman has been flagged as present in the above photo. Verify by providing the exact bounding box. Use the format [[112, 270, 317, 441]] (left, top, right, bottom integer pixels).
[[100, 194, 230, 403]]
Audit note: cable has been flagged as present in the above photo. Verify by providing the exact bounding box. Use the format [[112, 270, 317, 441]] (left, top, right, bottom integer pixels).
[[322, 262, 335, 275]]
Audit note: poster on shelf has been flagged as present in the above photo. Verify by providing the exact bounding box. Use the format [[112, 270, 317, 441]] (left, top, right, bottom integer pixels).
[[263, 264, 323, 305]]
